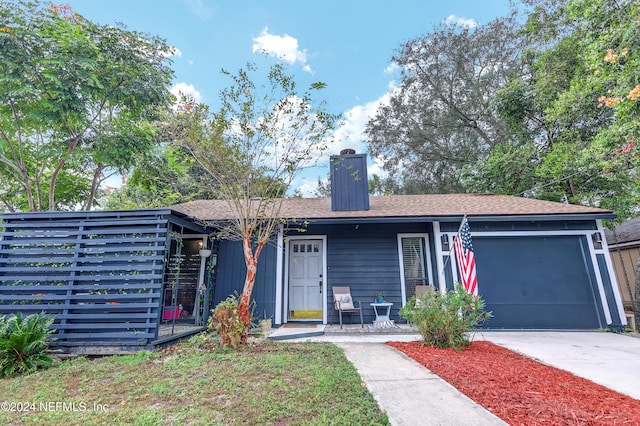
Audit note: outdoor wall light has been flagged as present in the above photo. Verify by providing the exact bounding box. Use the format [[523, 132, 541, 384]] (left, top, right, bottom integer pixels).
[[591, 232, 603, 249], [440, 234, 449, 251]]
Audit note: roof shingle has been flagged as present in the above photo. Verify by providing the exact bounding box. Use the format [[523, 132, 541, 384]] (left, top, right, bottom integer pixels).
[[171, 194, 612, 222]]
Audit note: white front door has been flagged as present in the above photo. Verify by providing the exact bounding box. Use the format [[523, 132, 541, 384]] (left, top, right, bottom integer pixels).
[[288, 239, 323, 320]]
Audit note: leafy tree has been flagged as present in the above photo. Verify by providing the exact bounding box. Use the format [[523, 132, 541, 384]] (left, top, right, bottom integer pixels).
[[0, 0, 174, 211], [366, 14, 524, 193], [102, 143, 217, 210], [472, 0, 640, 219], [180, 63, 337, 344]]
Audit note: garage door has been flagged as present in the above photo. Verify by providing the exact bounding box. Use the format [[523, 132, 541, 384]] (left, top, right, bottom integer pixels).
[[474, 236, 604, 329]]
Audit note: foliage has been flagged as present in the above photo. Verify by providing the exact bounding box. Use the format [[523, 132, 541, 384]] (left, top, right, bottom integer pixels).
[[400, 284, 492, 350], [208, 294, 248, 349], [366, 14, 524, 194], [0, 0, 174, 212], [102, 143, 217, 209], [179, 63, 337, 344], [470, 0, 640, 221], [0, 312, 56, 377]]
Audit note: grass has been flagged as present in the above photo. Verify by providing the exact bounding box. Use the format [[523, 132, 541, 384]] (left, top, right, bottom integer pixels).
[[0, 334, 389, 426]]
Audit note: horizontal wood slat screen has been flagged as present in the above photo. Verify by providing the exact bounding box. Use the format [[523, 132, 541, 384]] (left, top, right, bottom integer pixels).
[[0, 210, 173, 353]]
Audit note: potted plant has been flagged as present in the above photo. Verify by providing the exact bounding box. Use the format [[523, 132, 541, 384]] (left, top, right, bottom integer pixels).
[[376, 293, 385, 303]]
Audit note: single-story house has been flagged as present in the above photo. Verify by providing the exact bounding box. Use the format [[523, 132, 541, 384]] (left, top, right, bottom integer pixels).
[[0, 152, 627, 355], [172, 153, 627, 331], [605, 217, 640, 312]]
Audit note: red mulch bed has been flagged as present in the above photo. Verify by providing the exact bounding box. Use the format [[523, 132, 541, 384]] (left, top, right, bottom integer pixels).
[[387, 341, 640, 425]]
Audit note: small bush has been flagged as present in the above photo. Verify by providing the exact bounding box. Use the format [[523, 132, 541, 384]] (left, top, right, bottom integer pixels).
[[208, 294, 248, 349], [400, 284, 492, 350], [0, 312, 56, 378]]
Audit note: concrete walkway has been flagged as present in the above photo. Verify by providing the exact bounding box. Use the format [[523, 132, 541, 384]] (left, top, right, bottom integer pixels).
[[286, 330, 640, 425], [338, 342, 507, 426]]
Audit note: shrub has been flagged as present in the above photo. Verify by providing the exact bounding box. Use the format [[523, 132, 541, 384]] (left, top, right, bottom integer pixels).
[[400, 284, 492, 350], [0, 312, 56, 378], [208, 294, 249, 349]]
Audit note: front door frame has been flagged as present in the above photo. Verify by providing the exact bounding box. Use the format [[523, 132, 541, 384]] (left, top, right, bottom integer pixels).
[[283, 235, 327, 324]]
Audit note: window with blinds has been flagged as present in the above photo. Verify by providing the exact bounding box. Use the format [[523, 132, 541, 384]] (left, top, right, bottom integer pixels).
[[400, 236, 428, 298]]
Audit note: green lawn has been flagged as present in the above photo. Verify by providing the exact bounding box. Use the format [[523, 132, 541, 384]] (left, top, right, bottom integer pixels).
[[0, 334, 389, 426]]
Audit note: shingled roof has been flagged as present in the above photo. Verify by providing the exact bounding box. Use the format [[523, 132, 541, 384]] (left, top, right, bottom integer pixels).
[[171, 193, 612, 222], [605, 216, 640, 245]]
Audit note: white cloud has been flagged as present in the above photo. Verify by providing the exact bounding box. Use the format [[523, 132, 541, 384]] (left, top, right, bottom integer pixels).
[[184, 0, 214, 20], [443, 14, 478, 29], [330, 93, 390, 155], [292, 178, 323, 197], [252, 27, 313, 73], [367, 156, 388, 178], [290, 92, 392, 196], [383, 61, 400, 75], [170, 82, 202, 107], [161, 46, 182, 58]]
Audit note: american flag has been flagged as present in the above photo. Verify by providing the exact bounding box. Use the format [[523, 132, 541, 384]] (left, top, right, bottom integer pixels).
[[453, 217, 478, 296]]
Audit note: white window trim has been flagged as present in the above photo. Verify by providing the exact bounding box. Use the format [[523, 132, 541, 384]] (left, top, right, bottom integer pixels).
[[397, 233, 433, 307]]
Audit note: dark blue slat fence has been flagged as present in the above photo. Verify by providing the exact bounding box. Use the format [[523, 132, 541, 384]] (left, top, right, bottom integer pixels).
[[0, 210, 176, 354]]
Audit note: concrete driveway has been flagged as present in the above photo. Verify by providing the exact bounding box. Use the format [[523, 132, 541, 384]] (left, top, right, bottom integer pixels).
[[477, 331, 640, 400]]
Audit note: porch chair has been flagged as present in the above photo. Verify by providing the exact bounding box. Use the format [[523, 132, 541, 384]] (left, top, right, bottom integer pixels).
[[414, 285, 434, 307], [415, 285, 433, 299], [330, 286, 363, 329]]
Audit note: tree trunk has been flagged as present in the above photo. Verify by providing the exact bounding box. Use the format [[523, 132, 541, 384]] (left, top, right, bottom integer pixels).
[[48, 159, 66, 211], [19, 165, 35, 211], [84, 163, 104, 211], [568, 177, 577, 199], [238, 237, 265, 343]]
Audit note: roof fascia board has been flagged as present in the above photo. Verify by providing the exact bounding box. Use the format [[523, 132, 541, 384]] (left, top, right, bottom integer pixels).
[[294, 213, 615, 225], [167, 213, 208, 233]]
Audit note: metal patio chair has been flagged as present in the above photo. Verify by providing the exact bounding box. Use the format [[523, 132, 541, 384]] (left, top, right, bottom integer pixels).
[[330, 286, 363, 329]]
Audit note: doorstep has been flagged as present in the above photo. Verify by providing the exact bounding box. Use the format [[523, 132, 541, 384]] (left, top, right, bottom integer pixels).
[[268, 324, 325, 341], [324, 323, 418, 335]]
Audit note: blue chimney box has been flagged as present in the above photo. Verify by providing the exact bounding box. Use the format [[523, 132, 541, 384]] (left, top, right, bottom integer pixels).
[[330, 153, 370, 211]]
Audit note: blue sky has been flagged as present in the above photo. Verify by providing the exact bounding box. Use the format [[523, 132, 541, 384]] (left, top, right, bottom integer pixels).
[[66, 0, 511, 195]]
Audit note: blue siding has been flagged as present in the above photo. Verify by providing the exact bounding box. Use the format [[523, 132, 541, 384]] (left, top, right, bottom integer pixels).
[[212, 218, 616, 330], [443, 256, 455, 291], [311, 223, 432, 323], [330, 154, 370, 211], [213, 240, 277, 321], [473, 236, 603, 329]]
